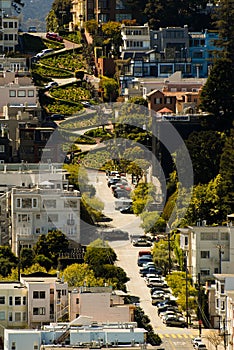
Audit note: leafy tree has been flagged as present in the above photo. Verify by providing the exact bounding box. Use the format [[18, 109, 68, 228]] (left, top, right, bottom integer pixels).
[[101, 22, 122, 56], [99, 265, 129, 291], [20, 248, 35, 270], [185, 131, 225, 184], [131, 182, 156, 214], [82, 193, 104, 223], [46, 9, 59, 32], [34, 255, 54, 271], [199, 58, 234, 130], [185, 174, 230, 225], [85, 20, 98, 35], [34, 231, 69, 267], [144, 0, 210, 30], [212, 0, 234, 63], [84, 239, 117, 270], [152, 239, 171, 275], [140, 211, 163, 233], [219, 130, 234, 208], [21, 263, 47, 275], [51, 0, 72, 29], [62, 263, 104, 287], [0, 246, 18, 277], [100, 76, 119, 102], [128, 96, 148, 107]]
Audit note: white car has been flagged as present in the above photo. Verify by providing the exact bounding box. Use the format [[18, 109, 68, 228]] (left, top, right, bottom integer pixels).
[[44, 81, 59, 89], [192, 337, 202, 346], [36, 48, 54, 58]]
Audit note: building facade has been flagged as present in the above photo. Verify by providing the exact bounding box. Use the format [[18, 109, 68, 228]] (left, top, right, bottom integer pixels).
[[69, 286, 135, 323], [179, 217, 234, 284], [0, 0, 21, 53], [11, 185, 81, 255]]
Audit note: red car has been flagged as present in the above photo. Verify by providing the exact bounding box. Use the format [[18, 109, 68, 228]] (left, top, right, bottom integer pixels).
[[46, 32, 63, 42]]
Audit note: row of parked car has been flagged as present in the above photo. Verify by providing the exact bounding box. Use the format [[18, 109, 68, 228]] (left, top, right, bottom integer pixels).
[[137, 251, 188, 328], [107, 171, 132, 200]]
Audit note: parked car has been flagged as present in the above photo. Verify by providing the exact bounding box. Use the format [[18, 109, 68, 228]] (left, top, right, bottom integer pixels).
[[44, 81, 59, 90], [191, 337, 202, 346], [138, 250, 152, 258], [50, 113, 65, 120], [164, 315, 186, 327], [133, 238, 152, 247], [137, 256, 153, 267], [193, 343, 207, 349], [36, 48, 54, 58], [120, 205, 133, 214], [46, 32, 63, 42]]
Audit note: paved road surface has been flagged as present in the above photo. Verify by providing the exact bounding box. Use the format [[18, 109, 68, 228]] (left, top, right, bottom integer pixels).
[[91, 171, 203, 350]]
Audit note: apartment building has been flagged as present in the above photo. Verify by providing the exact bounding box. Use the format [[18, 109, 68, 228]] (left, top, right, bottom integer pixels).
[[69, 286, 135, 323], [11, 184, 81, 255], [0, 0, 21, 53], [179, 215, 234, 284], [0, 272, 69, 336]]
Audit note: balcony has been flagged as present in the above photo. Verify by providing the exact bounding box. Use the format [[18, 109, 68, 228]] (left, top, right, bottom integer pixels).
[[67, 219, 75, 225]]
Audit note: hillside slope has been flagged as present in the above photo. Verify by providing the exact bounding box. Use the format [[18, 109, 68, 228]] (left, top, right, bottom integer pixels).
[[20, 0, 53, 31]]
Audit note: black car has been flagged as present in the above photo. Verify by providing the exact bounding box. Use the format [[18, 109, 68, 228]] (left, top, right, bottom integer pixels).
[[120, 205, 133, 214], [137, 257, 153, 267]]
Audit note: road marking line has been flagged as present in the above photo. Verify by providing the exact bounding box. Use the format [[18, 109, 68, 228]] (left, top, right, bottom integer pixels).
[[171, 334, 177, 338]]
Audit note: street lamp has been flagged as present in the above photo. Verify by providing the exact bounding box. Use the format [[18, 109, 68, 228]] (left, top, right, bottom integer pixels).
[[184, 251, 189, 328]]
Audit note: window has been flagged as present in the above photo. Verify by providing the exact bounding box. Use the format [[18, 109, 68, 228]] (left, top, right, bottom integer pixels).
[[0, 145, 5, 153], [33, 291, 46, 299], [9, 90, 16, 97], [154, 98, 162, 104], [184, 236, 188, 246], [33, 307, 45, 315], [48, 214, 58, 222], [33, 198, 38, 208], [76, 298, 79, 304], [36, 214, 41, 220], [62, 290, 66, 296], [43, 199, 56, 208], [0, 296, 5, 304], [0, 311, 5, 320], [15, 312, 21, 321], [166, 97, 171, 104], [18, 214, 31, 223], [64, 200, 77, 208], [8, 312, 13, 322], [201, 251, 210, 259], [9, 22, 13, 28], [221, 301, 225, 310], [15, 296, 21, 305], [28, 90, 34, 97], [17, 90, 26, 97], [35, 228, 41, 234], [50, 289, 54, 295], [22, 312, 27, 321], [200, 269, 210, 276], [221, 285, 225, 294], [9, 296, 13, 305], [23, 296, 26, 305]]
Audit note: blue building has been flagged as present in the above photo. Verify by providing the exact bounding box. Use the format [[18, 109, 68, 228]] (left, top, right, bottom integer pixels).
[[189, 29, 220, 78]]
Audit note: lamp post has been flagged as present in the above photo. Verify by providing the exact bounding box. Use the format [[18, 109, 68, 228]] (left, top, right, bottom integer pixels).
[[184, 251, 189, 328]]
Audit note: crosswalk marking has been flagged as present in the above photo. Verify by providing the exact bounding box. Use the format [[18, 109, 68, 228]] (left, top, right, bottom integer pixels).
[[160, 333, 197, 339]]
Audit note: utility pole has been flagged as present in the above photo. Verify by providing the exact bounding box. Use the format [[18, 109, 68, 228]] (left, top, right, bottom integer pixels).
[[216, 244, 224, 273], [184, 252, 189, 328], [198, 273, 202, 337]]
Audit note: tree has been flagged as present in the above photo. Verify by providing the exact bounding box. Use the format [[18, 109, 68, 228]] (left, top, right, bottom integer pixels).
[[99, 265, 129, 291], [20, 248, 35, 270], [140, 212, 163, 233], [144, 0, 210, 30], [219, 130, 234, 207], [34, 231, 69, 267], [100, 76, 119, 102], [185, 131, 225, 184], [85, 20, 98, 35], [51, 0, 72, 29], [84, 239, 117, 271], [62, 263, 104, 287], [101, 22, 123, 56], [212, 0, 234, 63], [199, 58, 234, 130], [206, 331, 223, 350], [46, 9, 59, 32], [131, 183, 156, 214], [0, 246, 18, 277]]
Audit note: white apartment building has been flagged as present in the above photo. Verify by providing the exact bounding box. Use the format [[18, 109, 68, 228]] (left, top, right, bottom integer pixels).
[[120, 23, 151, 58], [179, 216, 234, 284], [69, 286, 135, 323], [21, 273, 69, 328], [0, 273, 69, 334], [0, 0, 20, 53], [0, 71, 38, 114], [11, 184, 81, 255]]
